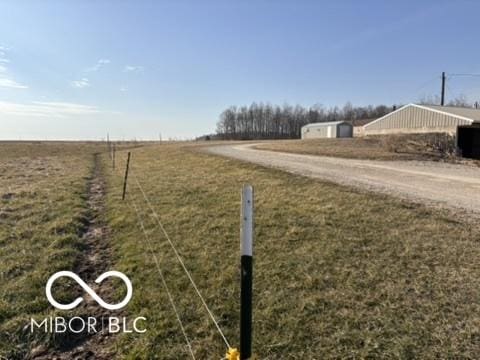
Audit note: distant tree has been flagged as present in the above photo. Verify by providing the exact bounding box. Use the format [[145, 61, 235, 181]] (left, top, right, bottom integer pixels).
[[418, 95, 442, 105], [215, 102, 394, 140], [343, 102, 355, 120], [447, 95, 470, 107], [418, 94, 472, 107]]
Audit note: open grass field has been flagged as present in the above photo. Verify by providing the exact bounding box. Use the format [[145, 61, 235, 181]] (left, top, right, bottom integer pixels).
[[0, 142, 139, 359], [253, 133, 459, 161], [0, 142, 103, 356], [2, 141, 480, 358]]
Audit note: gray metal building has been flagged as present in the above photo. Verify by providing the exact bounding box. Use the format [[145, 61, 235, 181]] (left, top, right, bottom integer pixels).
[[364, 103, 480, 135], [301, 121, 353, 139]]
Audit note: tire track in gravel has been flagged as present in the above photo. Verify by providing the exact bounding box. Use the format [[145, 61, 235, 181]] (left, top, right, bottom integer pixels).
[[206, 143, 480, 215]]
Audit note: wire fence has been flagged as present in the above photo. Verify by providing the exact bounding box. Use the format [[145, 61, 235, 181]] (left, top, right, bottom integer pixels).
[[109, 150, 232, 358], [128, 194, 196, 359]]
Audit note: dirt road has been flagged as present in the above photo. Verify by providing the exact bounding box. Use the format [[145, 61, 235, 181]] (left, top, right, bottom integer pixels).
[[207, 144, 480, 213]]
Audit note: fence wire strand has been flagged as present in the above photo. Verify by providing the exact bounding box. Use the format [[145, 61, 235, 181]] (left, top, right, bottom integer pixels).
[[110, 172, 197, 359], [110, 153, 231, 353], [129, 169, 231, 349]]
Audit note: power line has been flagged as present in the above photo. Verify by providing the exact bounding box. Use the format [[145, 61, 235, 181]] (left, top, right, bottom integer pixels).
[[446, 83, 455, 99], [412, 74, 441, 94], [396, 74, 441, 105], [449, 73, 480, 77]]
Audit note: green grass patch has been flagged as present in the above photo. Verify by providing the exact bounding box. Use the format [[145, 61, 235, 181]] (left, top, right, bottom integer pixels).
[[104, 143, 480, 358], [0, 143, 104, 358]]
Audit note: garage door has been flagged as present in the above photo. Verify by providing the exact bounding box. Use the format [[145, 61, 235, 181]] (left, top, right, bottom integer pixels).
[[338, 125, 351, 138]]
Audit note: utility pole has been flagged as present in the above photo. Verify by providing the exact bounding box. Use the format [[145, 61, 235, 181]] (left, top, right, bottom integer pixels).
[[441, 72, 446, 106]]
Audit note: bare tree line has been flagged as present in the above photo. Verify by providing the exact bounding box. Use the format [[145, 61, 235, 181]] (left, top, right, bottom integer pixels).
[[215, 102, 394, 140], [418, 94, 476, 108], [213, 95, 480, 140]]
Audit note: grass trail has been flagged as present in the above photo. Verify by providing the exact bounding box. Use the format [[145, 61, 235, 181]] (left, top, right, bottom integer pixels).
[[0, 143, 102, 358], [0, 142, 135, 359]]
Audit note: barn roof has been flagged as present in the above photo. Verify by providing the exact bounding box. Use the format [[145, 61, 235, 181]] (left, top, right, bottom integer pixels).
[[421, 104, 480, 122], [365, 103, 480, 129], [348, 118, 376, 127], [302, 121, 350, 128]]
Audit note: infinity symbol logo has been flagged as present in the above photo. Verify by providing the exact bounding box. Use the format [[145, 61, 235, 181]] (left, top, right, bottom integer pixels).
[[46, 271, 133, 310]]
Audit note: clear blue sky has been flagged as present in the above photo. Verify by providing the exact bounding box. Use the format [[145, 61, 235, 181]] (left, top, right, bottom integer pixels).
[[1, 0, 479, 140]]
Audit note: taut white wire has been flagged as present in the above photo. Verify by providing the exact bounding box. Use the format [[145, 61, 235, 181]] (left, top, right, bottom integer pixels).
[[130, 171, 231, 349], [128, 193, 196, 359]]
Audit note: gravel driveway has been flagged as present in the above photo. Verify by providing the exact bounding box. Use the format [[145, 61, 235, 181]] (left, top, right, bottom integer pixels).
[[207, 143, 480, 213]]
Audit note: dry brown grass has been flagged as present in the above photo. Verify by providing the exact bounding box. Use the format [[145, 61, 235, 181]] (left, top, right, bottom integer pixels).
[[0, 143, 100, 357], [0, 141, 144, 358], [253, 133, 458, 161], [2, 141, 480, 358], [105, 143, 480, 358]]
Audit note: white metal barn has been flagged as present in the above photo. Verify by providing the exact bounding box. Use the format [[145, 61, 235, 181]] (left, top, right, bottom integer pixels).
[[363, 103, 480, 135], [301, 121, 353, 139]]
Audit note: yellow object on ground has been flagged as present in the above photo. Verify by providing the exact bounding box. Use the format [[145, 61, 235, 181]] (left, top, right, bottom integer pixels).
[[226, 347, 240, 360]]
